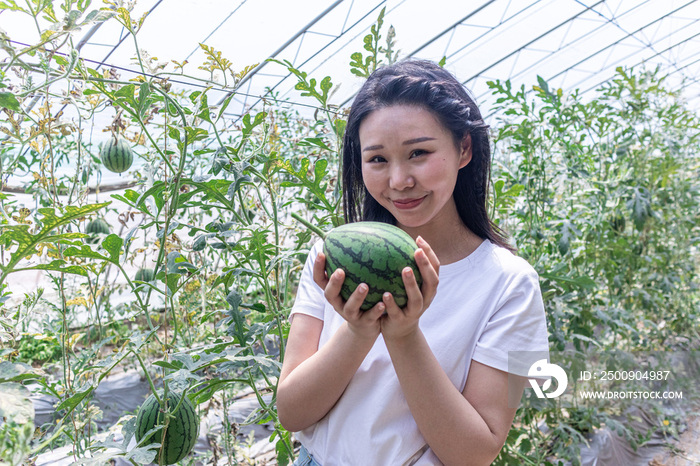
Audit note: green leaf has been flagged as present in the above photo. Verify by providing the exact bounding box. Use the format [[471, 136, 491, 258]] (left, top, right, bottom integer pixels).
[[55, 384, 94, 413], [166, 251, 196, 274], [25, 260, 88, 276], [185, 126, 209, 144], [541, 273, 596, 290], [101, 233, 123, 264], [184, 178, 235, 210], [0, 1, 25, 12], [113, 83, 136, 100], [0, 203, 109, 277], [165, 273, 180, 295], [226, 290, 242, 311], [275, 429, 294, 466], [333, 119, 347, 139], [110, 188, 139, 206], [168, 126, 181, 142], [217, 93, 234, 122], [0, 361, 45, 383], [241, 111, 267, 136], [0, 91, 20, 111], [62, 244, 110, 262], [163, 368, 202, 383], [0, 383, 34, 424], [81, 9, 115, 25], [627, 186, 652, 231], [319, 76, 332, 101], [225, 290, 248, 344], [298, 137, 332, 151], [135, 182, 167, 213], [192, 234, 208, 252], [152, 360, 183, 370], [314, 158, 329, 185], [196, 92, 211, 123], [557, 220, 580, 256], [137, 82, 152, 117]]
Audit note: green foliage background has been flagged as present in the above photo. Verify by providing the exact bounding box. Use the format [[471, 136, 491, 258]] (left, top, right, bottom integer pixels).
[[0, 2, 698, 465]]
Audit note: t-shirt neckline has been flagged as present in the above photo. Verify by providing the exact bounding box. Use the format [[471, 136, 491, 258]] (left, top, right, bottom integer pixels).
[[438, 238, 492, 277]]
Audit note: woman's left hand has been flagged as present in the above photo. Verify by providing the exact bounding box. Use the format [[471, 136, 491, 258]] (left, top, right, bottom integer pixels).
[[380, 236, 440, 341]]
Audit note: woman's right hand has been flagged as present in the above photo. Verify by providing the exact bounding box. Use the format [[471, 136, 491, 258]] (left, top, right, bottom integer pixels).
[[313, 251, 385, 340]]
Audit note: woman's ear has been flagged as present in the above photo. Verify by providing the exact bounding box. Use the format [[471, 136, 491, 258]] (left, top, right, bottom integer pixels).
[[458, 133, 472, 169]]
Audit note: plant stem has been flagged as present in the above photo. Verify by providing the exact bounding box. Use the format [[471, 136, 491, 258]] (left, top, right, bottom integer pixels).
[[290, 212, 327, 239]]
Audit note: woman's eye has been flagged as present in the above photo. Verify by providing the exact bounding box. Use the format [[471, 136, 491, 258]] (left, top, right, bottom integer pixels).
[[411, 149, 427, 158], [368, 155, 386, 163]]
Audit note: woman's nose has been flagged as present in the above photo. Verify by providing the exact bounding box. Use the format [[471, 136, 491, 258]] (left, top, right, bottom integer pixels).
[[388, 166, 415, 191]]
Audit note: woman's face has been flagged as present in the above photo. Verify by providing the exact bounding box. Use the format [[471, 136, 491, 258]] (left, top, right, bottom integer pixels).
[[359, 104, 471, 231]]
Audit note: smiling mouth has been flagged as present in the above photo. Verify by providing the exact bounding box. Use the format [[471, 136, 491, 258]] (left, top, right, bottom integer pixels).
[[392, 196, 425, 209]]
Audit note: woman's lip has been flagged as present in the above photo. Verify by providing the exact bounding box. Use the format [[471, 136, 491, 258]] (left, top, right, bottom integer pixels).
[[392, 197, 425, 209]]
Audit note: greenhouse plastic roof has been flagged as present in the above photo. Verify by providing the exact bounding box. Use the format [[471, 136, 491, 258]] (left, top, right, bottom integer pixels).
[[6, 0, 700, 119]]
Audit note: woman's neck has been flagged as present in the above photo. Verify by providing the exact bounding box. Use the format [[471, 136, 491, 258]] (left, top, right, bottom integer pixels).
[[403, 218, 483, 265]]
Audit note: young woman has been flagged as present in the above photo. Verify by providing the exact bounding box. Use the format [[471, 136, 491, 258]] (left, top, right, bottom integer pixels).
[[277, 59, 549, 465]]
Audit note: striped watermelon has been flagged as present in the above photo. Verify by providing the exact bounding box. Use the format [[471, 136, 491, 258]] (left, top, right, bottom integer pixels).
[[135, 268, 155, 282], [322, 222, 422, 311], [100, 135, 133, 173], [85, 218, 110, 244], [135, 391, 199, 465]]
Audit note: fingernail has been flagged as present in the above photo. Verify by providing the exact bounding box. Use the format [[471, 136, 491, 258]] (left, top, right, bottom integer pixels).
[[358, 283, 368, 293], [403, 267, 413, 277]]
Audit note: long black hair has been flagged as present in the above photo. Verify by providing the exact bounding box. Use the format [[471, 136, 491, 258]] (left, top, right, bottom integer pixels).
[[341, 59, 512, 251]]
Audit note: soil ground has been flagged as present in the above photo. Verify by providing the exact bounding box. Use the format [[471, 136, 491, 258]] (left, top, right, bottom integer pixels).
[[651, 410, 700, 466]]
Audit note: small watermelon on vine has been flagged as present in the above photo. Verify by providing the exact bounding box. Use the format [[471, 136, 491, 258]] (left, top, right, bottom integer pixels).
[[135, 390, 199, 465], [100, 135, 134, 173], [85, 218, 110, 244], [135, 268, 155, 282]]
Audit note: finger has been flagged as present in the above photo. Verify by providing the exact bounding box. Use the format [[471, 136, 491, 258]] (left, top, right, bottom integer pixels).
[[364, 299, 387, 320], [415, 248, 439, 289], [416, 236, 440, 273], [413, 248, 439, 308], [343, 282, 370, 317], [401, 267, 424, 314], [382, 291, 404, 319], [312, 252, 329, 289], [323, 268, 347, 311]]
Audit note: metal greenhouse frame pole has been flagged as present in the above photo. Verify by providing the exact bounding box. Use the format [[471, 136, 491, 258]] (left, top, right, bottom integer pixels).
[[215, 0, 345, 106]]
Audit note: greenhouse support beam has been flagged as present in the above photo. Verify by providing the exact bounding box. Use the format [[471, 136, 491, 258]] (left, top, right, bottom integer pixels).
[[216, 0, 344, 105], [548, 0, 698, 89], [406, 0, 496, 58], [461, 0, 605, 85], [1, 180, 139, 195], [580, 24, 700, 98]]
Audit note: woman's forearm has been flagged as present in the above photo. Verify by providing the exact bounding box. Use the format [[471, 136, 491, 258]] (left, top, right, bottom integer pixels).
[[277, 322, 378, 432], [384, 330, 506, 466]]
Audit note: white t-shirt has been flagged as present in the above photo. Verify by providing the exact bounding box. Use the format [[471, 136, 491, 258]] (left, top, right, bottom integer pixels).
[[289, 238, 549, 465]]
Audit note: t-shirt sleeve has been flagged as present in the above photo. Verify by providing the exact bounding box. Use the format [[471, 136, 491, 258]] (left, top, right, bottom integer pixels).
[[289, 239, 326, 322], [472, 268, 549, 377]]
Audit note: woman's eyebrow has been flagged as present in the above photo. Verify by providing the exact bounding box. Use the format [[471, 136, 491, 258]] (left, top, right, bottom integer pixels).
[[402, 136, 435, 146], [363, 137, 436, 152], [403, 137, 436, 145]]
